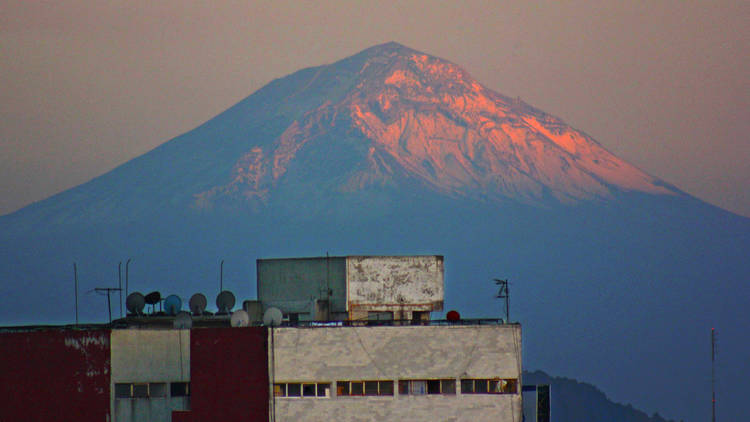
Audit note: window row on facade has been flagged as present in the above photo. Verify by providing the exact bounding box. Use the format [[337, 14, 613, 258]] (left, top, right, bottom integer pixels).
[[114, 382, 190, 399], [274, 378, 518, 398]]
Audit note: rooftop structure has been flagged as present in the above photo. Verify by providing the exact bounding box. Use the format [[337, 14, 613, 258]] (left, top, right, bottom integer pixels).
[[0, 255, 527, 422], [257, 255, 444, 323]]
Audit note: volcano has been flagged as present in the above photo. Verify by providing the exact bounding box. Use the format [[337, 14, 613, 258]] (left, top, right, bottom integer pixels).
[[1, 42, 747, 422]]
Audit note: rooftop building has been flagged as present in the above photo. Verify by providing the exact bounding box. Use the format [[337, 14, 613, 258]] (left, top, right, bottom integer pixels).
[[0, 255, 528, 422]]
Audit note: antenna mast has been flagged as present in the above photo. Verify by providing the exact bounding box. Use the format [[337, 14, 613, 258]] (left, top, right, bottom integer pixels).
[[712, 328, 717, 422], [494, 278, 509, 323], [94, 287, 121, 323], [73, 263, 79, 325], [220, 259, 225, 292]]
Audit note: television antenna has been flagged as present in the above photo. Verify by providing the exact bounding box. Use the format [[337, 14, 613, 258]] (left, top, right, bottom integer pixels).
[[712, 328, 717, 422], [94, 286, 122, 323], [494, 278, 510, 323]]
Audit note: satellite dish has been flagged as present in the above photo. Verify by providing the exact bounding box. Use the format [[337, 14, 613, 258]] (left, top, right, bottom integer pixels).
[[173, 311, 193, 329], [230, 310, 250, 327], [263, 307, 283, 327], [164, 295, 182, 316], [189, 293, 207, 315], [126, 292, 145, 315], [446, 310, 461, 321], [144, 291, 161, 305], [216, 290, 235, 314]]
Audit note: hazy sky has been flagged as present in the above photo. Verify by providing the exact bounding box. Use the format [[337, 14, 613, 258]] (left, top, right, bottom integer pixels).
[[1, 1, 748, 216]]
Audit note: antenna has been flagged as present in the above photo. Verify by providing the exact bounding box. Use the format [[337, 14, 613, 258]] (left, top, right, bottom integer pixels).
[[164, 294, 183, 316], [73, 263, 79, 325], [126, 292, 146, 315], [189, 293, 207, 315], [94, 287, 122, 323], [263, 307, 283, 327], [712, 328, 717, 422], [494, 278, 510, 323], [230, 310, 250, 327], [219, 259, 224, 293], [174, 311, 193, 329], [124, 258, 132, 301], [216, 290, 235, 314], [118, 261, 123, 319]]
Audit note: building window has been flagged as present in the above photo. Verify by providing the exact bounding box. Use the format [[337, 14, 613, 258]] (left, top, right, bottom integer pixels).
[[114, 382, 175, 399], [133, 383, 149, 398], [368, 311, 393, 321], [149, 383, 167, 397], [338, 380, 393, 396], [460, 378, 518, 394], [274, 382, 331, 398], [399, 379, 455, 395], [171, 382, 190, 397], [114, 383, 131, 398]]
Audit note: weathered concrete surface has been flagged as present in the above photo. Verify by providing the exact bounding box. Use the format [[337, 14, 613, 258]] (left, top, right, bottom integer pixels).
[[270, 324, 521, 421], [257, 257, 347, 318], [110, 328, 190, 422], [0, 328, 110, 422], [274, 394, 519, 422], [111, 329, 190, 382], [346, 255, 444, 312]]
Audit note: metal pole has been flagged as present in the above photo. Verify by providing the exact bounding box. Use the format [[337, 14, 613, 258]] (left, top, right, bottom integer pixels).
[[712, 328, 716, 422], [118, 261, 122, 318], [73, 263, 78, 325], [106, 290, 112, 323], [220, 259, 224, 292], [506, 282, 510, 323], [125, 258, 131, 299], [326, 252, 331, 321]]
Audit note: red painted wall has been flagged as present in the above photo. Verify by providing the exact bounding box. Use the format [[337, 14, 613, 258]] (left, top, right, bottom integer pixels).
[[0, 328, 110, 422], [173, 327, 268, 422]]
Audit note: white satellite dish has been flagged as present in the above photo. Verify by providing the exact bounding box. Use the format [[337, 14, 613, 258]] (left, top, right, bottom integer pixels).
[[216, 290, 235, 314], [189, 293, 207, 315], [230, 309, 250, 327], [263, 307, 283, 327], [173, 311, 193, 329], [126, 292, 145, 315]]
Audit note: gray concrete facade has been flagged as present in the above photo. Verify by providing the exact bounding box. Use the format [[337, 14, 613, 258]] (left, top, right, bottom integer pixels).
[[110, 328, 191, 422], [346, 255, 444, 314], [257, 257, 347, 320], [269, 324, 522, 422], [257, 255, 444, 322]]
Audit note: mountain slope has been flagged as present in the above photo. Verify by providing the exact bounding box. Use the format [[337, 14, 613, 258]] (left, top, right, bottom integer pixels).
[[1, 42, 747, 422], [524, 370, 676, 422], [195, 42, 676, 209]]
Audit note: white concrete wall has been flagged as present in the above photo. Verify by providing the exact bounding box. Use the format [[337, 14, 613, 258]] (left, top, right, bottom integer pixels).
[[111, 329, 190, 382], [110, 328, 191, 422], [346, 256, 444, 311], [270, 324, 522, 422]]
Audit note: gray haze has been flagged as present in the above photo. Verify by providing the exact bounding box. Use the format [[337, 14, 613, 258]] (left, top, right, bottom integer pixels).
[[1, 1, 748, 216]]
